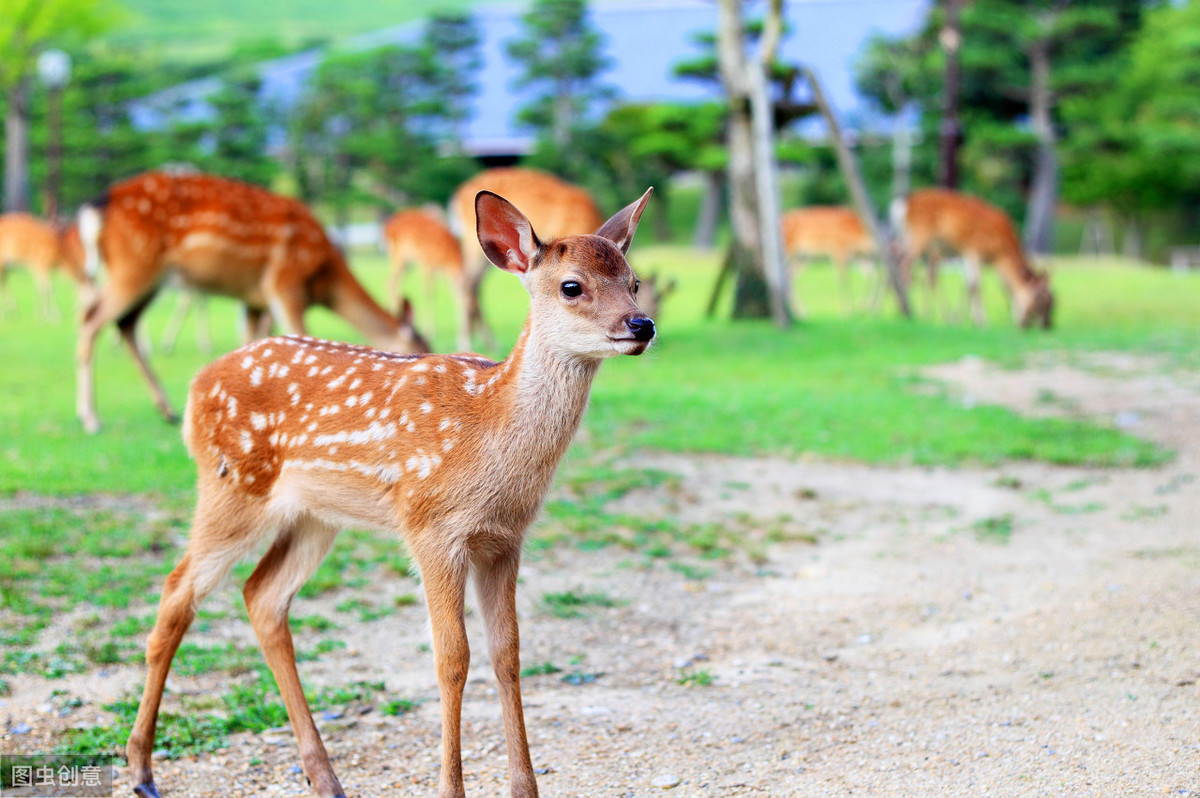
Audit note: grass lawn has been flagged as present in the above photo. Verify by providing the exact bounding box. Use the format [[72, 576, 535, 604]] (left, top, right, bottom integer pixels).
[[1, 250, 1197, 497]]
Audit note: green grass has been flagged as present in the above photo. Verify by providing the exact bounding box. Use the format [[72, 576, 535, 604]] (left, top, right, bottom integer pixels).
[[3, 253, 1191, 498], [540, 589, 621, 619]]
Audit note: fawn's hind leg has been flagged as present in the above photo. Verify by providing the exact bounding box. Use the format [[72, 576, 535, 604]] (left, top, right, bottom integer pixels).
[[242, 515, 345, 798], [126, 493, 269, 797]]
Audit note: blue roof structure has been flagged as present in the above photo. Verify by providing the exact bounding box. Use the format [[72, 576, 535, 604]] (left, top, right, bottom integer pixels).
[[132, 0, 929, 155]]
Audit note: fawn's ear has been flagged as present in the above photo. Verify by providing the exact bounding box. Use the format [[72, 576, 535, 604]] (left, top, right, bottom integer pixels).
[[476, 190, 542, 274], [595, 187, 653, 255], [397, 296, 414, 325]]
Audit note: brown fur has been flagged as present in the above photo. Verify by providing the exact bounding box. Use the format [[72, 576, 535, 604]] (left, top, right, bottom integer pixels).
[[897, 188, 1054, 328], [75, 171, 430, 434], [384, 208, 464, 342], [126, 187, 656, 798], [781, 206, 876, 313], [0, 212, 91, 320], [449, 168, 606, 348]]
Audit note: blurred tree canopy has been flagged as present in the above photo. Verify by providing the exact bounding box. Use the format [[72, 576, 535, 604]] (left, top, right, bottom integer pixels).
[[286, 12, 482, 217], [1060, 0, 1200, 219], [854, 0, 1150, 249], [1, 0, 122, 210]]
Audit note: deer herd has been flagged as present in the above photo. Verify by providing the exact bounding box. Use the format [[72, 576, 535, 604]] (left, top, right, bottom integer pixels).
[[3, 164, 1055, 797]]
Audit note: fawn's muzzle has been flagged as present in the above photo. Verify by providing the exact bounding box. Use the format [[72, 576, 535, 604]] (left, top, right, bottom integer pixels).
[[626, 316, 655, 342]]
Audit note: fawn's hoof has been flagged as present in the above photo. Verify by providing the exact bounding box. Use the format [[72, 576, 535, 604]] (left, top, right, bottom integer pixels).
[[133, 780, 161, 798]]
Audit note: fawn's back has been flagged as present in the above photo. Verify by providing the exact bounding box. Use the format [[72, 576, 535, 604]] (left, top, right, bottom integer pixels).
[[904, 188, 1027, 270], [102, 172, 337, 298], [0, 213, 82, 276], [782, 206, 873, 260]]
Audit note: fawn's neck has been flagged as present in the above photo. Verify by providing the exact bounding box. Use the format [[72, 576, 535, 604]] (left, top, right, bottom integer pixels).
[[489, 319, 601, 478]]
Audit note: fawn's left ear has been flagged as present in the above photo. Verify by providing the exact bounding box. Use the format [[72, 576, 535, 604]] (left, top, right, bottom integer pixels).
[[595, 187, 653, 255], [476, 190, 542, 274]]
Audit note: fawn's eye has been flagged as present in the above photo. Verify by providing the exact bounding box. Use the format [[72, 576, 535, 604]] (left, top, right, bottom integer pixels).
[[633, 280, 640, 295], [561, 281, 582, 298]]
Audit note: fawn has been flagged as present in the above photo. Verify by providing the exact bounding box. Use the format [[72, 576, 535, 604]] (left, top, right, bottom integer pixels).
[[450, 168, 605, 348], [76, 171, 429, 434], [125, 187, 656, 798], [781, 205, 878, 313], [892, 188, 1054, 328], [0, 212, 91, 321], [384, 207, 464, 344]]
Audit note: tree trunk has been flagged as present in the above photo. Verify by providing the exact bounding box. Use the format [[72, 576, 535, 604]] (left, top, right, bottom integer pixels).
[[938, 0, 963, 189], [1023, 35, 1058, 255], [749, 64, 791, 323], [725, 100, 772, 319], [891, 112, 913, 202], [693, 171, 723, 250], [1122, 216, 1142, 261], [714, 0, 790, 325], [805, 67, 911, 317], [4, 79, 31, 213]]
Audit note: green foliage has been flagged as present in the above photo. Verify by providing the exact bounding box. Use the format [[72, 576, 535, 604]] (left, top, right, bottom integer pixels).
[[0, 0, 120, 93], [854, 0, 1146, 227], [286, 12, 482, 211], [1060, 0, 1200, 215]]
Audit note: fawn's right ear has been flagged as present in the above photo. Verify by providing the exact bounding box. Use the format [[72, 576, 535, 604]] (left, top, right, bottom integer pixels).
[[476, 190, 542, 274]]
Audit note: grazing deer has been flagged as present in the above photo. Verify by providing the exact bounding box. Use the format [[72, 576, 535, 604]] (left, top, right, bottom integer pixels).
[[635, 273, 677, 321], [76, 171, 429, 434], [450, 168, 605, 348], [892, 188, 1054, 328], [0, 212, 91, 321], [781, 206, 878, 313], [384, 207, 464, 345], [125, 187, 656, 798]]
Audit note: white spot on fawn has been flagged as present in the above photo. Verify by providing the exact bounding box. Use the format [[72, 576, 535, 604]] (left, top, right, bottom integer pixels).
[[241, 355, 254, 369], [250, 367, 263, 386], [251, 412, 267, 431], [420, 402, 433, 414]]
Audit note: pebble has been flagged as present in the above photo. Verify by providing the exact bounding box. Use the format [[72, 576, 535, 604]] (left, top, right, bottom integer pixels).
[[11, 722, 31, 735], [651, 773, 681, 788]]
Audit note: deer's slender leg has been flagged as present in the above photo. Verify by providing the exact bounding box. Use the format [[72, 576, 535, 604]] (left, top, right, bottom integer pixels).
[[128, 492, 268, 797], [35, 269, 61, 322], [474, 548, 538, 798], [76, 283, 159, 432], [243, 515, 346, 798], [964, 255, 986, 326], [115, 289, 177, 424], [415, 541, 470, 798], [159, 288, 191, 354]]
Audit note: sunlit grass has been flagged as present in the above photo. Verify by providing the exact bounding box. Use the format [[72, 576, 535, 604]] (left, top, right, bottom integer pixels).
[[1, 251, 1196, 496]]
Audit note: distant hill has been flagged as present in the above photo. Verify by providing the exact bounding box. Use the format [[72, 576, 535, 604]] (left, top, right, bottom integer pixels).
[[106, 0, 503, 61]]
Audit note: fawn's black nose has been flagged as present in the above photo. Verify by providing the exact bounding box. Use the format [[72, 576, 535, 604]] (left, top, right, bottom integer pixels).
[[626, 316, 655, 342]]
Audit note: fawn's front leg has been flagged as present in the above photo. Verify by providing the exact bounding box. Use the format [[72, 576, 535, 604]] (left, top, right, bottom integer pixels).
[[474, 549, 538, 798], [418, 547, 471, 798]]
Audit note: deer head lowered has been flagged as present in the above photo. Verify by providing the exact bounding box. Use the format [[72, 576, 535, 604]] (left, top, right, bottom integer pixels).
[[125, 187, 655, 798]]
